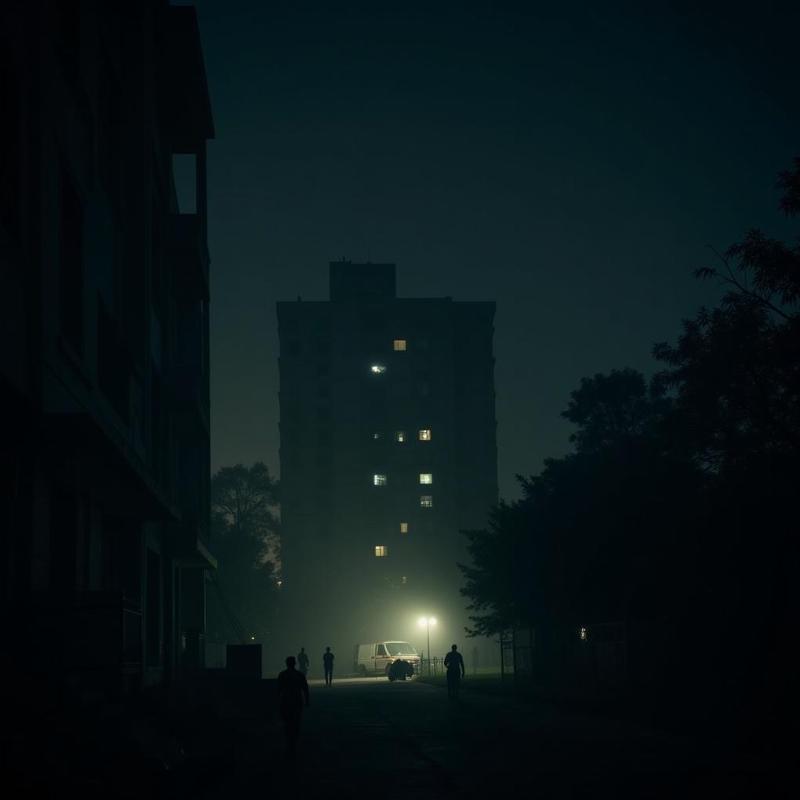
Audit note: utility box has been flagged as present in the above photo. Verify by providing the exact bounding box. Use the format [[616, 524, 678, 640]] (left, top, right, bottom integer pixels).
[[226, 644, 262, 678]]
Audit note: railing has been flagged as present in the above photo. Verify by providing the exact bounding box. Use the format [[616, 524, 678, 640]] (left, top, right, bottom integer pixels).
[[502, 622, 628, 688], [70, 590, 143, 672], [419, 656, 445, 677], [28, 591, 143, 698]]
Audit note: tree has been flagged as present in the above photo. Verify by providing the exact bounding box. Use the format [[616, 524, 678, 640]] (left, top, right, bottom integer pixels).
[[207, 463, 280, 643], [461, 368, 696, 634], [653, 161, 800, 469], [562, 368, 668, 453], [460, 502, 524, 638], [460, 160, 799, 729], [651, 160, 800, 722]]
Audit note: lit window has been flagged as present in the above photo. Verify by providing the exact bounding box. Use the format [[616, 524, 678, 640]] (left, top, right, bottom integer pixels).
[[420, 495, 433, 508], [395, 431, 405, 443], [401, 576, 408, 585], [373, 474, 387, 486], [400, 522, 409, 533], [419, 473, 433, 484], [372, 432, 382, 440], [393, 339, 407, 351], [418, 429, 432, 441], [370, 364, 387, 374], [375, 545, 388, 557], [579, 627, 588, 641]]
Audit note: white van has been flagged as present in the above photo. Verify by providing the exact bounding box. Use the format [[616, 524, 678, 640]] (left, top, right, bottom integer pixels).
[[354, 641, 421, 678]]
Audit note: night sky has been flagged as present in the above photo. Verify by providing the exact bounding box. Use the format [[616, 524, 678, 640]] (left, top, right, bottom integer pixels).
[[187, 0, 798, 500]]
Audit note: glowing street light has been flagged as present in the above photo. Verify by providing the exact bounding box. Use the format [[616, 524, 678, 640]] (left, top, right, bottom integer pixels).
[[418, 616, 437, 674]]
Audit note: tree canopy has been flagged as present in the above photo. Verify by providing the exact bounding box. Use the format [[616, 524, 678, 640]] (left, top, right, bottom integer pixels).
[[207, 462, 281, 643], [460, 160, 799, 720]]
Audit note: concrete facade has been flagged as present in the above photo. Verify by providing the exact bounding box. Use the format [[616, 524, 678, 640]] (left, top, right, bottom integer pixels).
[[0, 1, 214, 698], [277, 262, 497, 663]]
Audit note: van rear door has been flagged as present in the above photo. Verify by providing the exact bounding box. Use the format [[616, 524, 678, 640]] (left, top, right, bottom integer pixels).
[[357, 644, 375, 673]]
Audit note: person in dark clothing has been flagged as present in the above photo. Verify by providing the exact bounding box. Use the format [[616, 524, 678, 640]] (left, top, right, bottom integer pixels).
[[297, 647, 309, 676], [443, 644, 465, 699], [322, 646, 334, 686], [278, 656, 310, 760]]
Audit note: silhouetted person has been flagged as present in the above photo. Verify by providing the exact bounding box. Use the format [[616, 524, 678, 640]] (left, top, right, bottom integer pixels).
[[297, 646, 309, 676], [323, 646, 334, 686], [278, 656, 310, 760], [444, 644, 465, 699]]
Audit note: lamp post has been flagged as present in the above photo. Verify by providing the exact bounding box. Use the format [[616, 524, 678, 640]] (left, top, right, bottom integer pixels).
[[418, 616, 437, 675]]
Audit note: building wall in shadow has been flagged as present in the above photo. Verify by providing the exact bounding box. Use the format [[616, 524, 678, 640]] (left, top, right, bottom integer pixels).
[[0, 0, 215, 702]]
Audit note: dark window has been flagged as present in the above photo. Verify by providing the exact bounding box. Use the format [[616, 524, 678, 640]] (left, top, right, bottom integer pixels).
[[151, 372, 164, 483], [49, 485, 77, 593], [361, 308, 383, 333], [172, 153, 197, 214], [145, 549, 161, 666], [98, 298, 130, 423], [151, 204, 163, 306], [0, 46, 21, 237], [98, 59, 122, 208], [55, 1, 81, 85], [59, 164, 84, 355], [376, 644, 388, 656]]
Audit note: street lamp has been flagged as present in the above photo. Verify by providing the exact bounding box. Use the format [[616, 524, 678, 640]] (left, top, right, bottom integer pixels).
[[418, 616, 437, 674]]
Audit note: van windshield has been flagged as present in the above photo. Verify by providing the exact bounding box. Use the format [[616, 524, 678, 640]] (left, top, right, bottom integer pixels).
[[386, 642, 417, 656]]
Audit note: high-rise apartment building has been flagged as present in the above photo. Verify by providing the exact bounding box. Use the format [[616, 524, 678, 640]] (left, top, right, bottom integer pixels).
[[277, 261, 497, 656]]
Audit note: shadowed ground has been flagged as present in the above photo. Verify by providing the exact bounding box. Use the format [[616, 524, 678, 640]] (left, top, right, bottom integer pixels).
[[206, 676, 786, 799]]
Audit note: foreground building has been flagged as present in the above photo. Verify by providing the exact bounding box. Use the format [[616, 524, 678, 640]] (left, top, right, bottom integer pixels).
[[277, 261, 497, 663], [0, 1, 214, 698]]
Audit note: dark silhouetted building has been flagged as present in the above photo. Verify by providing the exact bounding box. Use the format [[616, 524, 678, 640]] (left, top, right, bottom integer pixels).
[[277, 261, 497, 659], [0, 1, 214, 699]]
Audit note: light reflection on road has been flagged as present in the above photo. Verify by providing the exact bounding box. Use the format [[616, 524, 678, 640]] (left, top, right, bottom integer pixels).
[[307, 676, 427, 688]]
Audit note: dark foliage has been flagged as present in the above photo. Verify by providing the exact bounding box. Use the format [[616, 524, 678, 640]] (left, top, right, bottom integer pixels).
[[461, 160, 800, 729], [207, 462, 281, 643]]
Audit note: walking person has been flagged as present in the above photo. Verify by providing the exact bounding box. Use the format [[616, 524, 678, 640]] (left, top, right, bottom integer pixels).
[[297, 646, 309, 677], [444, 644, 465, 700], [277, 656, 310, 761], [323, 646, 334, 686]]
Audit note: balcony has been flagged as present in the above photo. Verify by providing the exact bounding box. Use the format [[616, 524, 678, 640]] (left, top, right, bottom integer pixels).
[[30, 591, 143, 698], [41, 409, 178, 522], [71, 591, 143, 676], [169, 362, 209, 435], [169, 213, 209, 300], [172, 514, 216, 570], [157, 6, 215, 154]]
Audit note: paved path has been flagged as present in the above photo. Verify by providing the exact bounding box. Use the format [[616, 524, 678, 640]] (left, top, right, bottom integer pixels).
[[208, 677, 783, 799]]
